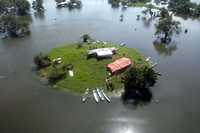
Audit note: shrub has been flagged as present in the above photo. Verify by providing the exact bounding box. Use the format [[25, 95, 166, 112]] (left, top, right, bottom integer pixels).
[[122, 65, 160, 91], [34, 53, 51, 69], [48, 67, 65, 83]]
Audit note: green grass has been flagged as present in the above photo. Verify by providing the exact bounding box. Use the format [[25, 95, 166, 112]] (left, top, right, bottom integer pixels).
[[39, 42, 147, 94]]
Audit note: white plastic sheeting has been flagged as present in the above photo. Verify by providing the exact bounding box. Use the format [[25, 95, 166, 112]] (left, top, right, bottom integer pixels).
[[88, 47, 117, 58]]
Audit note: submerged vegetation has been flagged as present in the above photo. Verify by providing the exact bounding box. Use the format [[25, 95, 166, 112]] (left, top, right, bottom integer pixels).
[[0, 0, 30, 15], [168, 0, 200, 18], [0, 14, 31, 37], [32, 0, 44, 12], [155, 8, 181, 43], [0, 0, 31, 37]]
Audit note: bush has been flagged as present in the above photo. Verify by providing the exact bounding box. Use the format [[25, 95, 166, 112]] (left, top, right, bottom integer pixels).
[[16, 0, 30, 15], [62, 64, 74, 71], [122, 65, 160, 91], [34, 53, 51, 69], [48, 67, 65, 83]]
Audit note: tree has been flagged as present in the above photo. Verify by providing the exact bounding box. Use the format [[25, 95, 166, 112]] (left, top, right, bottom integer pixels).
[[193, 4, 200, 17], [121, 64, 160, 106], [160, 8, 169, 18], [168, 0, 200, 17], [168, 0, 191, 14], [34, 53, 51, 69], [0, 0, 30, 15], [155, 10, 181, 43], [0, 0, 31, 37], [122, 65, 160, 91], [16, 0, 30, 15], [108, 0, 120, 8], [0, 14, 30, 37], [81, 34, 91, 43], [0, 14, 16, 35], [32, 0, 44, 12]]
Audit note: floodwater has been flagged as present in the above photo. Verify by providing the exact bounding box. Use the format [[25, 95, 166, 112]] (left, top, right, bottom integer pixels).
[[0, 0, 200, 132]]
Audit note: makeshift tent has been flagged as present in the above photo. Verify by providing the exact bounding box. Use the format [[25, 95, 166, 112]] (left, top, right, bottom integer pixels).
[[96, 49, 113, 58], [107, 57, 132, 74]]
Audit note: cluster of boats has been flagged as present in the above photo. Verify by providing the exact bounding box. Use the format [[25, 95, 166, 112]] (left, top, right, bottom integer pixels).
[[82, 88, 111, 103]]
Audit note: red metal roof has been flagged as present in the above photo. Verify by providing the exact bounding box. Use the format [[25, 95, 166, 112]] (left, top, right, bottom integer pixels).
[[107, 57, 132, 74]]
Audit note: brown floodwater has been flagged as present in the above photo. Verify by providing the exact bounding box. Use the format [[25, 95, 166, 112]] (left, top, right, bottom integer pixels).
[[0, 0, 200, 132]]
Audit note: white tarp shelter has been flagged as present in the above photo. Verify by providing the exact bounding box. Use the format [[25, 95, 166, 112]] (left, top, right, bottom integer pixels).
[[96, 49, 113, 58], [88, 47, 117, 58]]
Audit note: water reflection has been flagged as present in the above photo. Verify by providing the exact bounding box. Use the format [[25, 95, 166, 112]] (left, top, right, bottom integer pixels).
[[153, 41, 177, 56], [121, 88, 152, 108], [120, 14, 124, 22], [34, 11, 45, 20], [68, 5, 82, 11], [141, 17, 153, 28]]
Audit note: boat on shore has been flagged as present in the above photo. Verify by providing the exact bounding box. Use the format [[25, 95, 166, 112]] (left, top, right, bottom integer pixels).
[[100, 89, 111, 103], [145, 56, 151, 62], [82, 88, 90, 102], [96, 88, 105, 101], [93, 89, 99, 103]]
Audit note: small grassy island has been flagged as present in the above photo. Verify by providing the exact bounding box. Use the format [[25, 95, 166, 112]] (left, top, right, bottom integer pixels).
[[35, 41, 150, 95]]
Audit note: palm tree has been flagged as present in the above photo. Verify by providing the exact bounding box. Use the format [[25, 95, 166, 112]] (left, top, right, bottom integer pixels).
[[122, 65, 160, 91]]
